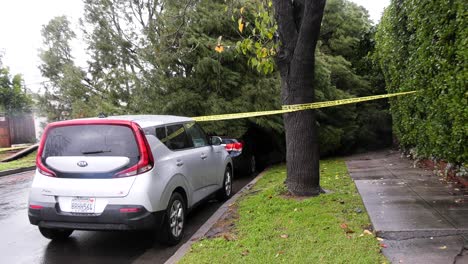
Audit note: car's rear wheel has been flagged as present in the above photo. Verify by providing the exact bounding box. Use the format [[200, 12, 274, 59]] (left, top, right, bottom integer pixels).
[[160, 192, 185, 246], [39, 227, 73, 240], [217, 166, 232, 201]]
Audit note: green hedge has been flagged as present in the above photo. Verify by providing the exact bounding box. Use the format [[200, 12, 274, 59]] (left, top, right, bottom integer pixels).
[[375, 0, 467, 163]]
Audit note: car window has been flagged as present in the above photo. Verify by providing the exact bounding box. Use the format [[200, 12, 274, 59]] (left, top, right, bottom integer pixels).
[[155, 126, 166, 140], [185, 123, 208, 147], [163, 124, 193, 150], [43, 125, 140, 165]]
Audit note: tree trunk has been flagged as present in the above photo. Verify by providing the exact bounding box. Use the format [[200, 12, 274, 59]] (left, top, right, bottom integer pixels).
[[273, 0, 326, 196]]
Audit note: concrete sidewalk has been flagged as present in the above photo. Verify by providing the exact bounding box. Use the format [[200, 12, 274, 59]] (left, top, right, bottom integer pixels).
[[346, 150, 468, 264]]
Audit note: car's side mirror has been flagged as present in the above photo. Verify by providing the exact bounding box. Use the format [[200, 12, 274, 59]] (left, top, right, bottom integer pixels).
[[210, 136, 222, 146]]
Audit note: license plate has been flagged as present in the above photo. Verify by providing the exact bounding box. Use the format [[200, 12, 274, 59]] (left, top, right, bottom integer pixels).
[[71, 197, 96, 213]]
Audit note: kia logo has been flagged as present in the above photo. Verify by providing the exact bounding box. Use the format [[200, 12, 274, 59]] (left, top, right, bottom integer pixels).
[[77, 161, 88, 167]]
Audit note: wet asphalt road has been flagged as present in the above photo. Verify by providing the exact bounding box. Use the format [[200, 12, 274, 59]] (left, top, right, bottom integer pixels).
[[0, 170, 253, 264]]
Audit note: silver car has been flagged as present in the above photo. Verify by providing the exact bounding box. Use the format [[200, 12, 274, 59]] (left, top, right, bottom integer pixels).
[[28, 115, 233, 245]]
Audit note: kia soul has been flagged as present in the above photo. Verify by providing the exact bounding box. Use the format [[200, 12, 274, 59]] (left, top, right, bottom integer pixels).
[[28, 115, 233, 245]]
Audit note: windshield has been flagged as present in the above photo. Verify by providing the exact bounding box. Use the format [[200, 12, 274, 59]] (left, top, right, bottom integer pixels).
[[43, 125, 140, 165]]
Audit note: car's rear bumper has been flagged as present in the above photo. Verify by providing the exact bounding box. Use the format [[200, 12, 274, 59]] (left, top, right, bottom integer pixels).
[[28, 203, 164, 231]]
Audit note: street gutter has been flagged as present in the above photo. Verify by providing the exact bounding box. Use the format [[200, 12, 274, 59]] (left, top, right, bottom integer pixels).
[[0, 166, 36, 177]]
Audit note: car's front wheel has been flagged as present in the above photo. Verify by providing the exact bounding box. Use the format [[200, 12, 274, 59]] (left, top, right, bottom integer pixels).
[[217, 166, 233, 201], [39, 227, 73, 240], [160, 192, 186, 246]]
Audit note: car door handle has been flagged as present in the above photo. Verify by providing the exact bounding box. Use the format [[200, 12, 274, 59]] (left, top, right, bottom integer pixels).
[[200, 153, 207, 160], [176, 160, 184, 167]]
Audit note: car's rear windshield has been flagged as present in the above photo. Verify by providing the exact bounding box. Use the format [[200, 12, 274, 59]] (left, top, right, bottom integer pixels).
[[43, 125, 140, 163]]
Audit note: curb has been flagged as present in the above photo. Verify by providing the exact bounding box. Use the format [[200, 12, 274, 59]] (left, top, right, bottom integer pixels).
[[164, 168, 269, 264], [0, 166, 36, 177]]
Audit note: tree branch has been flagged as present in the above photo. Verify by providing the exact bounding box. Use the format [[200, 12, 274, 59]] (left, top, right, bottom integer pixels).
[[293, 0, 326, 61], [272, 0, 299, 65]]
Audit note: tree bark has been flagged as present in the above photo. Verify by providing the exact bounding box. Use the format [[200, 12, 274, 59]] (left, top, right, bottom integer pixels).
[[272, 0, 326, 196]]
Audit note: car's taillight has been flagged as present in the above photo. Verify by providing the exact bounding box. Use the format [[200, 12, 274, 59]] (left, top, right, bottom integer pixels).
[[114, 123, 154, 178], [225, 142, 243, 152], [36, 127, 56, 177]]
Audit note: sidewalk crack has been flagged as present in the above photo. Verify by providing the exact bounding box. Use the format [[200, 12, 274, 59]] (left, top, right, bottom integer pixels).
[[377, 230, 468, 241]]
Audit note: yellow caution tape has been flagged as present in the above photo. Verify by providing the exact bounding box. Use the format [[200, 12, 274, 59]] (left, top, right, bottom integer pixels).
[[192, 91, 417, 122], [282, 91, 417, 110], [160, 122, 195, 143]]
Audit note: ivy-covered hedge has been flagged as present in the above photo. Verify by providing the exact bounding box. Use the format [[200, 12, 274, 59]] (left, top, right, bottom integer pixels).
[[375, 0, 467, 163]]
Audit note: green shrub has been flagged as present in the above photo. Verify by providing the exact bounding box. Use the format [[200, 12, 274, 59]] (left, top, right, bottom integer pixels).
[[375, 0, 467, 163]]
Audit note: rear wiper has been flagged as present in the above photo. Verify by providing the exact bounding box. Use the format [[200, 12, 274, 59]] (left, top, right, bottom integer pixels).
[[81, 150, 111, 155]]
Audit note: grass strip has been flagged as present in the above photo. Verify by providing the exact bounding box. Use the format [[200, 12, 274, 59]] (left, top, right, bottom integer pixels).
[[0, 151, 36, 171], [180, 159, 387, 264]]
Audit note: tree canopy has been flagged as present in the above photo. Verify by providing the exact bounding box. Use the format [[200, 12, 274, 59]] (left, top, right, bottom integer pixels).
[[0, 58, 32, 115], [38, 0, 392, 159]]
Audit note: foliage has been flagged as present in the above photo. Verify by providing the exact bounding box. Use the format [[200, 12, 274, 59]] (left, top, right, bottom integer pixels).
[[38, 16, 115, 121], [375, 0, 467, 163], [38, 1, 282, 139], [0, 59, 32, 115], [148, 0, 282, 137], [38, 0, 392, 156], [235, 0, 390, 155], [314, 0, 392, 154], [234, 1, 277, 75], [180, 160, 386, 263], [0, 151, 36, 171]]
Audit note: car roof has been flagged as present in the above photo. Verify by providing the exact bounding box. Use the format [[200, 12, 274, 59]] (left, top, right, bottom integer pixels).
[[106, 115, 194, 128], [63, 115, 194, 128]]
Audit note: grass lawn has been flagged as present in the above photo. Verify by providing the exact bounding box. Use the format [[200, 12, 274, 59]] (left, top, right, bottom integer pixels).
[[180, 159, 387, 264], [0, 151, 36, 171]]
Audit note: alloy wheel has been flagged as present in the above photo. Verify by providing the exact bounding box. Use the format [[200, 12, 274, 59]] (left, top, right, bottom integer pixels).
[[225, 169, 232, 196], [169, 199, 184, 238]]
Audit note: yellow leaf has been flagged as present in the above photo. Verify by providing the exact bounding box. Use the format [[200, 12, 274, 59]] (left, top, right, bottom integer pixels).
[[215, 45, 224, 53], [363, 229, 373, 235], [238, 18, 244, 33], [270, 48, 276, 56], [240, 7, 245, 14], [280, 234, 289, 239]]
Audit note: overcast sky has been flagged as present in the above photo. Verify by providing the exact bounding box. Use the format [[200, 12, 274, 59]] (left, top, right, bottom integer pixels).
[[0, 0, 390, 93]]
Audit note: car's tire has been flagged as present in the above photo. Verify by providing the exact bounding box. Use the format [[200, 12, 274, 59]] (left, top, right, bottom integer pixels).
[[217, 166, 233, 201], [39, 227, 73, 240], [159, 192, 186, 246]]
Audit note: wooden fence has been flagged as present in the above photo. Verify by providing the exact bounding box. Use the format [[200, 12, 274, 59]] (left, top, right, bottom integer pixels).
[[0, 113, 36, 147]]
